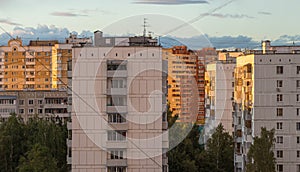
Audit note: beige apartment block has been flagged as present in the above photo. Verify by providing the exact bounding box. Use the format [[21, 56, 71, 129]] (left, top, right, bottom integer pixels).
[[71, 34, 168, 172], [205, 60, 235, 138], [233, 49, 300, 172]]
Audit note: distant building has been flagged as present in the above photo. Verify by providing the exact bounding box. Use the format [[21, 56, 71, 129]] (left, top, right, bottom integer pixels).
[[205, 60, 235, 138], [262, 40, 300, 54], [0, 90, 69, 123], [163, 46, 205, 124]]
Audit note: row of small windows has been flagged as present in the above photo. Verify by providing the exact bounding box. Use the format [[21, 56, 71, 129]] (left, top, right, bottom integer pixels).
[[276, 94, 300, 102], [81, 52, 156, 57], [276, 108, 300, 117], [276, 66, 300, 74], [260, 58, 292, 63], [276, 150, 300, 158], [276, 122, 300, 130]]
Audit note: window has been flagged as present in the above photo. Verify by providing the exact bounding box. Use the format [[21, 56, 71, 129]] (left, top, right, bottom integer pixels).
[[109, 150, 125, 159], [297, 66, 300, 74], [111, 79, 126, 88], [297, 151, 300, 158], [28, 109, 34, 114], [277, 122, 283, 130], [277, 94, 283, 102], [107, 96, 127, 106], [28, 100, 34, 105], [277, 136, 283, 144], [277, 164, 283, 172], [297, 80, 300, 88], [232, 82, 234, 87], [107, 130, 127, 141], [277, 66, 283, 74], [19, 100, 24, 105], [298, 137, 300, 144], [297, 122, 300, 131], [298, 95, 300, 102], [277, 80, 283, 88], [107, 167, 126, 172], [297, 164, 300, 172], [19, 109, 24, 114], [277, 108, 283, 117], [277, 150, 283, 158], [108, 113, 126, 123], [38, 109, 43, 114], [298, 109, 300, 116], [38, 100, 43, 104]]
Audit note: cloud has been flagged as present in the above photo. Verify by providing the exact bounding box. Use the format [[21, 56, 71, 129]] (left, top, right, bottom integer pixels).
[[201, 13, 254, 19], [0, 19, 22, 26], [133, 0, 208, 5], [258, 11, 272, 15], [50, 12, 87, 17], [0, 25, 93, 46]]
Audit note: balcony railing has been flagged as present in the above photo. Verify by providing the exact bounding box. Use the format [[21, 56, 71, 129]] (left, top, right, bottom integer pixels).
[[106, 159, 127, 167]]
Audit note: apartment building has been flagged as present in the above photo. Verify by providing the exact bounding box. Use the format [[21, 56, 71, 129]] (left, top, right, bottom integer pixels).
[[233, 48, 300, 172], [163, 46, 205, 124], [0, 90, 69, 123], [71, 32, 168, 171], [0, 38, 53, 90], [205, 60, 235, 138]]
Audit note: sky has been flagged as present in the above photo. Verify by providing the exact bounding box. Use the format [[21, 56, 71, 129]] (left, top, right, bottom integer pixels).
[[0, 0, 300, 49]]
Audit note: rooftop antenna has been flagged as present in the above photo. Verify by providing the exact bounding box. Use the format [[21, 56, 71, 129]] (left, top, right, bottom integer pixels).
[[143, 18, 148, 38]]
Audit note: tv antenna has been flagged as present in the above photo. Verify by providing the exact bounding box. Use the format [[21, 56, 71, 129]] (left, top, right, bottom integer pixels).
[[143, 18, 149, 37]]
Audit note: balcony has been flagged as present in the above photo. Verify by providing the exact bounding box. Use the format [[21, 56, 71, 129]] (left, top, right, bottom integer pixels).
[[107, 70, 127, 78], [106, 141, 128, 149], [162, 122, 168, 130], [66, 139, 72, 147], [67, 121, 72, 130], [235, 154, 243, 163], [45, 113, 69, 118], [108, 123, 129, 130], [44, 103, 67, 109], [107, 106, 127, 113], [67, 156, 72, 165], [106, 159, 127, 167], [107, 88, 127, 95]]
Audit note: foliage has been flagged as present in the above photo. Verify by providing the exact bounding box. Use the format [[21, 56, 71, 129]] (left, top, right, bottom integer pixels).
[[18, 144, 58, 172], [167, 105, 234, 172], [0, 114, 68, 172], [205, 124, 234, 172], [246, 127, 276, 172]]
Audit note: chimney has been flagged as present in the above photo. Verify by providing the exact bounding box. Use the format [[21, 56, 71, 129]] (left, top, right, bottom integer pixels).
[[262, 40, 271, 54], [94, 30, 103, 46]]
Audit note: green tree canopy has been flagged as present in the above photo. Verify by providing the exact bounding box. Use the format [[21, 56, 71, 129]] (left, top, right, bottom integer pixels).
[[246, 127, 276, 172], [18, 143, 58, 172]]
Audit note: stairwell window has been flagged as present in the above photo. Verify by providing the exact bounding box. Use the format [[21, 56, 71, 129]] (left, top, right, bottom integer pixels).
[[276, 136, 283, 144], [277, 66, 283, 74], [277, 108, 283, 117], [277, 122, 283, 130], [277, 164, 283, 172], [277, 94, 283, 102], [297, 122, 300, 131], [277, 150, 283, 158], [298, 94, 300, 102], [297, 66, 300, 74], [277, 80, 283, 88], [297, 80, 300, 88]]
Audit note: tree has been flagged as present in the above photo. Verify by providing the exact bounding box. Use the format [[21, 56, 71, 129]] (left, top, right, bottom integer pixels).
[[205, 123, 234, 172], [246, 127, 276, 172], [25, 117, 68, 172], [0, 114, 68, 172], [0, 114, 26, 172], [18, 143, 58, 172]]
